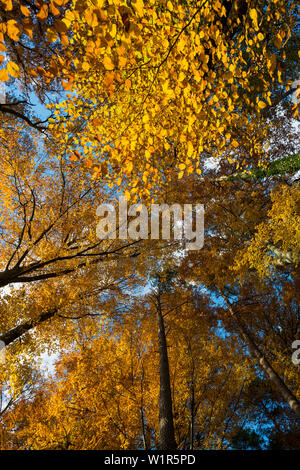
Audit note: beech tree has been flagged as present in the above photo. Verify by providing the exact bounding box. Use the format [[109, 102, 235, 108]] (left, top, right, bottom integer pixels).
[[1, 277, 257, 450], [0, 0, 299, 451]]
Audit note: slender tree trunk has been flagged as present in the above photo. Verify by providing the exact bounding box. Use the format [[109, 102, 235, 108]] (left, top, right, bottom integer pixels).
[[140, 365, 149, 450], [190, 380, 195, 450], [156, 298, 177, 450], [221, 293, 300, 418]]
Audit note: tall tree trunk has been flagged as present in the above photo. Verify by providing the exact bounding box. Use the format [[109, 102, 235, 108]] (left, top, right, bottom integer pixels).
[[156, 297, 177, 450], [190, 380, 195, 450], [221, 293, 300, 418], [140, 365, 149, 450]]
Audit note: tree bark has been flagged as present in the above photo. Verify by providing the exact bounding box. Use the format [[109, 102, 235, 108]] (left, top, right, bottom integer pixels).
[[221, 293, 300, 418], [190, 380, 195, 450], [140, 364, 149, 450], [156, 297, 177, 450], [0, 309, 57, 346]]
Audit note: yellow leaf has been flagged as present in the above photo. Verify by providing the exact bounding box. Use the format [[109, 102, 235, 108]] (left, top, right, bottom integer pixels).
[[65, 10, 76, 22], [249, 9, 257, 21], [187, 141, 194, 157], [46, 28, 57, 43], [85, 8, 98, 27], [126, 161, 133, 173], [134, 0, 144, 16], [7, 61, 20, 78], [249, 8, 258, 29], [258, 100, 266, 109]]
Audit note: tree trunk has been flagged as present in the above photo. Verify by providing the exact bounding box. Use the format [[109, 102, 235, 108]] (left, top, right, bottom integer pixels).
[[190, 380, 195, 450], [140, 365, 149, 450], [222, 293, 300, 418], [156, 298, 177, 450], [0, 308, 57, 346]]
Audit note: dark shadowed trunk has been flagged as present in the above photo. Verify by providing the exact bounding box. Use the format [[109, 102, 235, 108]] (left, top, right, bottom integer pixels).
[[221, 293, 300, 418], [190, 379, 195, 450], [156, 297, 177, 450]]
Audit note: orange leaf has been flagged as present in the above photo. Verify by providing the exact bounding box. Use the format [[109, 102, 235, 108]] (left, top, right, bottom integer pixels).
[[37, 4, 48, 21], [59, 33, 69, 46], [6, 20, 22, 41], [103, 56, 114, 71], [22, 18, 34, 39], [3, 0, 12, 11], [70, 151, 81, 161], [0, 68, 9, 81], [49, 2, 60, 16], [62, 80, 73, 91], [20, 5, 30, 16]]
